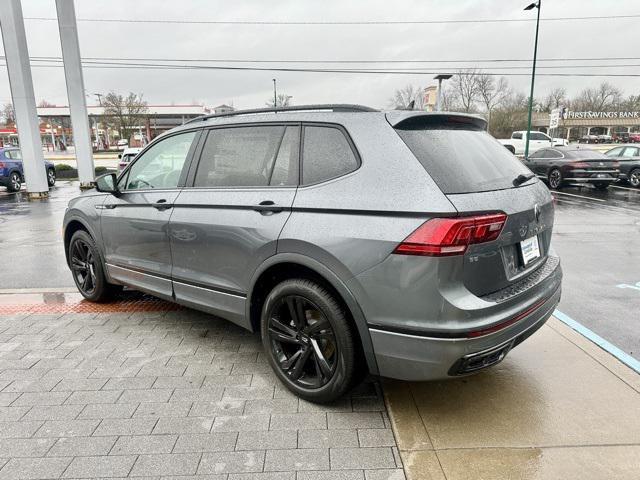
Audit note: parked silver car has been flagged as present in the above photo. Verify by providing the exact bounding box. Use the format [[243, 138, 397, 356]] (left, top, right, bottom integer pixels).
[[63, 105, 562, 402]]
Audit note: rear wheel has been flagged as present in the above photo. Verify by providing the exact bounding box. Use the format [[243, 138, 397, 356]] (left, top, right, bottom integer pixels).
[[6, 171, 21, 192], [548, 168, 563, 189], [47, 168, 56, 187], [68, 230, 119, 302], [629, 168, 640, 188], [261, 279, 356, 403]]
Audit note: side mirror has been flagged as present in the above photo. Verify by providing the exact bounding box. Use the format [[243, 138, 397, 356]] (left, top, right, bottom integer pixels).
[[118, 153, 122, 159], [95, 172, 119, 195]]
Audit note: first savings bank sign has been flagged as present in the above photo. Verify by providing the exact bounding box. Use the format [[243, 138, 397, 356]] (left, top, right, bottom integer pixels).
[[564, 110, 640, 120]]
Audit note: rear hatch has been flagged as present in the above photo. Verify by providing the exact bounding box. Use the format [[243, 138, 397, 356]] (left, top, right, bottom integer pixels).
[[390, 112, 554, 297]]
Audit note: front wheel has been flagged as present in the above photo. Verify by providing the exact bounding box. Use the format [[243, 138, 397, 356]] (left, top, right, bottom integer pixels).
[[6, 171, 21, 192], [68, 230, 118, 302], [629, 168, 640, 188], [47, 168, 56, 187], [548, 168, 563, 190], [594, 182, 610, 191], [261, 279, 356, 403]]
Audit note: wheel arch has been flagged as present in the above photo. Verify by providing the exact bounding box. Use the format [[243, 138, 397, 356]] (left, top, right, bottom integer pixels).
[[63, 216, 100, 265], [247, 253, 379, 375]]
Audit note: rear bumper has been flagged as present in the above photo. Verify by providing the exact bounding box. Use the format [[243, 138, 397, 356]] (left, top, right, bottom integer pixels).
[[369, 283, 561, 381]]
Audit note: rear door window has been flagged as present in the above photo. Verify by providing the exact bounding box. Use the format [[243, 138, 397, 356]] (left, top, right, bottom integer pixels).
[[302, 126, 359, 185], [622, 147, 640, 157], [194, 126, 287, 187], [395, 122, 531, 194]]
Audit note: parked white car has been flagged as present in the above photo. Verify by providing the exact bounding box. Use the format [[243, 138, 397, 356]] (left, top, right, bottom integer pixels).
[[117, 147, 142, 173], [498, 131, 568, 156], [116, 139, 129, 150]]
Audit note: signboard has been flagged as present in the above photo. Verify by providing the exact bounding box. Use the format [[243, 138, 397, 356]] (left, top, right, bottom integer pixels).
[[564, 111, 640, 120], [550, 109, 560, 129]]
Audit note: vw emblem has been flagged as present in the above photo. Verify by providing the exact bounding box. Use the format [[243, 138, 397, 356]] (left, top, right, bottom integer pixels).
[[519, 224, 528, 238], [599, 162, 604, 166], [534, 204, 541, 222]]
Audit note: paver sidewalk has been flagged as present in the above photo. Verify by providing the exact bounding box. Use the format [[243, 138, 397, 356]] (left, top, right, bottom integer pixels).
[[0, 296, 405, 480], [384, 317, 640, 480]]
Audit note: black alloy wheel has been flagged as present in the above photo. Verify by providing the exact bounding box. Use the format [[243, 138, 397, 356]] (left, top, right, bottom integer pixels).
[[629, 168, 640, 188], [68, 230, 119, 302], [261, 279, 356, 402], [548, 168, 562, 189], [70, 237, 98, 296]]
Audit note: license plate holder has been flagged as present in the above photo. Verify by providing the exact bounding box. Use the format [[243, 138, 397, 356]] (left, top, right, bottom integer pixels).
[[520, 235, 540, 266]]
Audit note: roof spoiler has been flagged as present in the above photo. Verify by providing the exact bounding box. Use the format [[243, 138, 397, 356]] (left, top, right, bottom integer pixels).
[[386, 111, 488, 131]]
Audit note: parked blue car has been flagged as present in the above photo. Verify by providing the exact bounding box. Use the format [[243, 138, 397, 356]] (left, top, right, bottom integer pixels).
[[0, 147, 56, 192]]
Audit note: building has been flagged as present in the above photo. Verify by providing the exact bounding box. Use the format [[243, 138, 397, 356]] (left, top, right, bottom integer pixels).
[[532, 110, 640, 140], [33, 104, 210, 148], [423, 86, 438, 112], [212, 104, 235, 115]]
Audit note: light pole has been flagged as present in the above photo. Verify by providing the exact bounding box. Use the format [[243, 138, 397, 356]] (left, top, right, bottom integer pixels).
[[272, 79, 277, 107], [524, 1, 541, 159], [433, 74, 452, 111]]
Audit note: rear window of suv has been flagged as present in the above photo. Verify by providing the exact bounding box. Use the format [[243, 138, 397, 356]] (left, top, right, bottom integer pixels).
[[395, 119, 531, 194]]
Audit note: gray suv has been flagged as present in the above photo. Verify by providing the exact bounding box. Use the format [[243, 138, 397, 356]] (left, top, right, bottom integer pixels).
[[63, 105, 562, 402]]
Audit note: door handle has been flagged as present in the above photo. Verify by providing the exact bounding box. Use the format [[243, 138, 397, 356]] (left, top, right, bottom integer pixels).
[[252, 200, 283, 214], [153, 199, 172, 211]]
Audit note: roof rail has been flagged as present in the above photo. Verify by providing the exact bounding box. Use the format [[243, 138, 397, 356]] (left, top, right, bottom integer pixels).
[[185, 104, 378, 124]]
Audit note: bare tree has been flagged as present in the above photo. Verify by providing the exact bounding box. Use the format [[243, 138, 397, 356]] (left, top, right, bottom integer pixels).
[[439, 85, 461, 111], [101, 92, 148, 141], [540, 87, 567, 112], [37, 99, 56, 108], [389, 85, 425, 110], [571, 82, 622, 111], [1, 103, 15, 125], [489, 91, 529, 138], [266, 94, 293, 108], [476, 74, 509, 129], [451, 70, 480, 113]]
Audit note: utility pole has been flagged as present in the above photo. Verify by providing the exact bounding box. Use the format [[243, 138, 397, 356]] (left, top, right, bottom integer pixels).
[[272, 79, 277, 107], [56, 0, 95, 188], [0, 0, 50, 198], [524, 0, 541, 160], [433, 74, 452, 112]]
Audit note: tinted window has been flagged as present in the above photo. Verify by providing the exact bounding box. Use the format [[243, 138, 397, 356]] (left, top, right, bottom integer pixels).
[[530, 132, 548, 141], [269, 126, 299, 186], [396, 124, 531, 194], [6, 150, 21, 159], [565, 149, 608, 160], [529, 149, 548, 159], [606, 147, 624, 157], [122, 131, 196, 190], [547, 150, 563, 159], [302, 126, 358, 184], [512, 132, 523, 140], [622, 147, 640, 157], [195, 126, 286, 187]]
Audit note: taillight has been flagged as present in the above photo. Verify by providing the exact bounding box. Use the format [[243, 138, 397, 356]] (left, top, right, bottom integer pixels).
[[611, 161, 620, 168], [393, 213, 507, 257], [572, 162, 590, 168], [0, 162, 4, 168]]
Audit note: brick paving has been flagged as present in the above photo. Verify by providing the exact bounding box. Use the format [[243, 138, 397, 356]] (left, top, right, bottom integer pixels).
[[0, 308, 405, 479]]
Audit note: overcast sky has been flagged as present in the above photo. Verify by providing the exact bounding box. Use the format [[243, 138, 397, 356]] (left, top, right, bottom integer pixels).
[[0, 0, 638, 110]]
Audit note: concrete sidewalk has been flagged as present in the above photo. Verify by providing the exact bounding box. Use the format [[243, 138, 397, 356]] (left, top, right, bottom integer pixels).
[[383, 317, 640, 480]]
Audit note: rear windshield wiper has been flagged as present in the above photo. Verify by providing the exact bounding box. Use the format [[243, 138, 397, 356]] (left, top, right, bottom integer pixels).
[[512, 173, 536, 186]]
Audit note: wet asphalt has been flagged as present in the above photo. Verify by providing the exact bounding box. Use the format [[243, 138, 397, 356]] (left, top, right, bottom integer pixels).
[[1, 179, 639, 359]]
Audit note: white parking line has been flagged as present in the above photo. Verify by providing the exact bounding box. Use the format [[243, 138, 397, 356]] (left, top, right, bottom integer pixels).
[[551, 191, 606, 202], [610, 185, 639, 192]]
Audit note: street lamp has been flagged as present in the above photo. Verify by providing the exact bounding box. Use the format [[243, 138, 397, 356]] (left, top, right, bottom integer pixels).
[[272, 79, 277, 107], [524, 0, 541, 159], [433, 74, 452, 111]]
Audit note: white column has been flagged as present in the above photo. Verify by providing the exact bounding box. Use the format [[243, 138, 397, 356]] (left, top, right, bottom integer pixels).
[[0, 0, 50, 197], [56, 0, 95, 188]]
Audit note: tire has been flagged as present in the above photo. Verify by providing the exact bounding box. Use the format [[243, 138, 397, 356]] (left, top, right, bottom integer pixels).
[[68, 230, 119, 302], [629, 168, 640, 188], [261, 279, 356, 403], [6, 171, 21, 192], [548, 168, 563, 190], [47, 168, 56, 187], [594, 182, 610, 191]]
